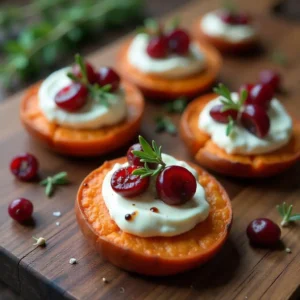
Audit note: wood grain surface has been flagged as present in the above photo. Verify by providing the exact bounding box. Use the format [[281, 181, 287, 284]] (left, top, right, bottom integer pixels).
[[1, 0, 300, 299]]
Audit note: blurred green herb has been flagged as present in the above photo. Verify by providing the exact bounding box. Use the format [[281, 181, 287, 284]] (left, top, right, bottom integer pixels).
[[0, 0, 144, 87], [155, 116, 177, 136], [271, 50, 288, 66], [164, 97, 187, 113]]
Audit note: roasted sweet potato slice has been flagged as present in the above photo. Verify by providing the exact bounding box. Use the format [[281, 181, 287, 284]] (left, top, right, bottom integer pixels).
[[117, 38, 222, 101], [20, 81, 144, 156], [76, 157, 232, 276], [180, 93, 300, 177]]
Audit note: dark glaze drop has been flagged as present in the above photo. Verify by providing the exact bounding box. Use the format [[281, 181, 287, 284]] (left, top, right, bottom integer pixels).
[[125, 211, 138, 222], [83, 183, 88, 187], [150, 207, 159, 213]]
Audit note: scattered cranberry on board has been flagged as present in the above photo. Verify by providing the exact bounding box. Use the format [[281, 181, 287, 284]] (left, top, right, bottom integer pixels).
[[156, 165, 196, 205], [10, 153, 39, 181], [8, 198, 33, 222], [111, 165, 150, 197], [247, 218, 281, 247]]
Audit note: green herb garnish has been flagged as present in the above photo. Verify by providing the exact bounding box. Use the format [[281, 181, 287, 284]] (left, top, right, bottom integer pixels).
[[277, 202, 300, 227], [155, 116, 177, 136], [164, 96, 187, 114], [0, 0, 143, 88], [132, 136, 166, 178], [67, 54, 111, 107], [136, 18, 160, 35], [271, 50, 288, 66], [40, 171, 69, 197], [213, 83, 248, 136]]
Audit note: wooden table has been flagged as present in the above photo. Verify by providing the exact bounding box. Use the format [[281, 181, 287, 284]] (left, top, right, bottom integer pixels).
[[1, 0, 300, 299]]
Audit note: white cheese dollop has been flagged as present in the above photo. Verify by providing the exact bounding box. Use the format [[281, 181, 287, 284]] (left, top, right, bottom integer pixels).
[[199, 93, 293, 155], [102, 154, 210, 237], [200, 11, 256, 43], [127, 33, 206, 78], [38, 68, 127, 129]]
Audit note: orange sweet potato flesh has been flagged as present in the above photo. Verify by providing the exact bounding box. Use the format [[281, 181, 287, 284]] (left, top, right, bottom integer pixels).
[[117, 38, 222, 101], [76, 157, 232, 276], [193, 18, 258, 53], [20, 81, 144, 156], [180, 93, 300, 177]]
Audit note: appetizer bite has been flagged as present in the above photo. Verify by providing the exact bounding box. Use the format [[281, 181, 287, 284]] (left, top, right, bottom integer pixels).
[[76, 136, 232, 275], [117, 18, 222, 101], [195, 6, 258, 53], [20, 55, 144, 156], [180, 83, 300, 177]]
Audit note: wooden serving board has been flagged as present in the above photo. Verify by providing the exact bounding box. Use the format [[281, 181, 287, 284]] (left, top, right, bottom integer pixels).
[[1, 0, 300, 299]]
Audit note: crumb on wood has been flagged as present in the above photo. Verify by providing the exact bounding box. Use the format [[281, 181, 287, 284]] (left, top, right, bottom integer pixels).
[[53, 211, 61, 217], [285, 247, 292, 253], [69, 258, 77, 264], [120, 287, 125, 293], [102, 277, 109, 283]]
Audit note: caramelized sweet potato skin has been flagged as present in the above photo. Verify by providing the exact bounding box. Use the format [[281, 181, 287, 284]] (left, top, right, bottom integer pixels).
[[20, 81, 144, 156], [193, 18, 259, 53], [117, 38, 222, 101], [76, 157, 232, 276], [180, 94, 300, 177]]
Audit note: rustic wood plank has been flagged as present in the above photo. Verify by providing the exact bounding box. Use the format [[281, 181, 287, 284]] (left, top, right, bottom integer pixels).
[[0, 0, 300, 299]]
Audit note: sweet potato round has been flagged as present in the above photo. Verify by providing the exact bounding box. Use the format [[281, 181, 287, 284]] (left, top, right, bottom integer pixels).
[[117, 38, 222, 101], [180, 93, 300, 177], [193, 18, 258, 53], [76, 157, 232, 276], [20, 81, 144, 157]]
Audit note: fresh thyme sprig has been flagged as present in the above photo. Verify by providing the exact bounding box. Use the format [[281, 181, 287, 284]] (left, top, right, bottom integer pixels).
[[132, 136, 166, 178], [213, 83, 248, 136], [40, 171, 69, 197], [277, 202, 300, 227], [155, 116, 177, 136], [136, 18, 160, 35], [67, 54, 112, 107], [164, 96, 187, 114]]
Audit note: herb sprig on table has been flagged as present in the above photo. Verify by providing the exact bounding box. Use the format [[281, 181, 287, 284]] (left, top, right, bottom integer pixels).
[[277, 202, 300, 227], [132, 136, 166, 178], [40, 171, 69, 197], [0, 0, 143, 87]]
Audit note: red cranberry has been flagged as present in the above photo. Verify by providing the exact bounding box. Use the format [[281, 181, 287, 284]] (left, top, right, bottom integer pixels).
[[55, 83, 88, 112], [210, 104, 238, 123], [248, 83, 274, 108], [8, 198, 33, 222], [146, 35, 169, 58], [235, 13, 251, 25], [166, 29, 190, 55], [111, 166, 150, 197], [156, 166, 196, 205], [247, 218, 281, 247], [219, 11, 250, 25], [127, 144, 157, 170], [259, 70, 281, 91], [10, 153, 39, 181], [241, 104, 270, 138], [96, 67, 120, 92], [72, 61, 97, 83]]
